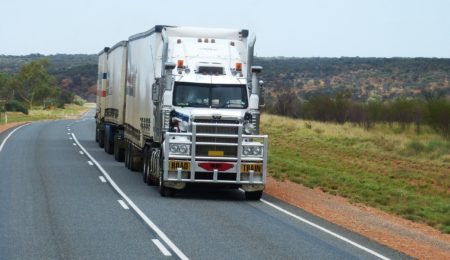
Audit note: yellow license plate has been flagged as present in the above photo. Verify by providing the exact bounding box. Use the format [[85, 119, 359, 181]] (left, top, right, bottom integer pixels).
[[208, 150, 224, 157], [241, 163, 262, 173], [169, 160, 191, 171]]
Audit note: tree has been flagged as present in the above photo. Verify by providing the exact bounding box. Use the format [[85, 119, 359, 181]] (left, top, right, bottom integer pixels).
[[0, 73, 12, 101], [425, 98, 450, 140], [11, 59, 58, 109]]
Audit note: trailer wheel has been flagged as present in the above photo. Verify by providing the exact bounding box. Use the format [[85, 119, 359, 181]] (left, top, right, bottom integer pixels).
[[129, 144, 142, 172], [125, 141, 130, 169], [114, 133, 124, 162], [98, 127, 105, 148], [245, 191, 263, 201], [95, 125, 99, 143]]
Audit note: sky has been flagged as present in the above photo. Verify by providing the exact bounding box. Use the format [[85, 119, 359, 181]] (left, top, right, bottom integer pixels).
[[1, 0, 450, 57]]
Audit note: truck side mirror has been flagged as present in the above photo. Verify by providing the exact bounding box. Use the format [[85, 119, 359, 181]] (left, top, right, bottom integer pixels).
[[164, 62, 176, 91]]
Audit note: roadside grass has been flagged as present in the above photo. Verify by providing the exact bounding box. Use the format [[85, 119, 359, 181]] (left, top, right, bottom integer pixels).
[[0, 104, 89, 124], [261, 114, 450, 233]]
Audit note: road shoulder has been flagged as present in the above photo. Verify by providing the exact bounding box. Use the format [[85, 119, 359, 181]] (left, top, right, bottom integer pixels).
[[265, 177, 450, 259]]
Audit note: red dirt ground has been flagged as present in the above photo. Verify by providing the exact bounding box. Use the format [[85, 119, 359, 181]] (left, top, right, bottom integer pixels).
[[265, 177, 450, 259]]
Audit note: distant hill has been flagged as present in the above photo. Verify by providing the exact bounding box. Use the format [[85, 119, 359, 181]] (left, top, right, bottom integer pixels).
[[255, 57, 450, 102], [2, 55, 449, 102], [0, 54, 97, 101]]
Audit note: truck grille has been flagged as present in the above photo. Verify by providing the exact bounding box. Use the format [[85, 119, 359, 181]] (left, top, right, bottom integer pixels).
[[194, 119, 239, 157]]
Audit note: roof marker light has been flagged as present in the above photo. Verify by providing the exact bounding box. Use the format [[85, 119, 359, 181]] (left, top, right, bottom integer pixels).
[[204, 38, 209, 43], [177, 39, 182, 44], [230, 41, 235, 46], [177, 60, 184, 68], [235, 62, 242, 71], [211, 39, 215, 43], [198, 38, 202, 43]]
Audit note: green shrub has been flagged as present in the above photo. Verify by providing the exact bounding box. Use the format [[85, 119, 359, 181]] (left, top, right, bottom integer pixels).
[[406, 140, 425, 153], [5, 100, 28, 115], [73, 95, 86, 106]]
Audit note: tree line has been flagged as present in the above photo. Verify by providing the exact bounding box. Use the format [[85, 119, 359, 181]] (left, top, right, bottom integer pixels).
[[0, 58, 76, 114], [265, 91, 450, 140]]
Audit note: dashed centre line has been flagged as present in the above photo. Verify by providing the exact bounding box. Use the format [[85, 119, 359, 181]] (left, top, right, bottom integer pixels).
[[99, 176, 107, 183], [152, 239, 172, 256], [118, 199, 129, 210]]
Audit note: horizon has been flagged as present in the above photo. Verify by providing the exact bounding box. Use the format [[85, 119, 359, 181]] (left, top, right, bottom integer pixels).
[[1, 0, 450, 58], [2, 53, 450, 60]]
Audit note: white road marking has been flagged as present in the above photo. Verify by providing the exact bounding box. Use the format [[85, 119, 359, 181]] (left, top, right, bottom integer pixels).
[[88, 161, 94, 166], [72, 133, 189, 260], [0, 123, 31, 153], [72, 143, 77, 146], [79, 151, 84, 155], [260, 198, 390, 260], [69, 137, 73, 140], [67, 129, 71, 131], [118, 199, 129, 210], [99, 176, 107, 183], [152, 239, 172, 256]]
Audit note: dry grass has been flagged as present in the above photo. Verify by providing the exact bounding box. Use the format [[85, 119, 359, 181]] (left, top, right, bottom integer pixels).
[[261, 114, 450, 233], [0, 104, 89, 124]]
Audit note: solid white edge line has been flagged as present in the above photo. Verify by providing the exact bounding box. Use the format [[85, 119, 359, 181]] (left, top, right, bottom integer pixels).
[[259, 198, 390, 260], [0, 123, 31, 153], [118, 199, 129, 210], [152, 239, 172, 256], [99, 176, 106, 183], [72, 133, 188, 260]]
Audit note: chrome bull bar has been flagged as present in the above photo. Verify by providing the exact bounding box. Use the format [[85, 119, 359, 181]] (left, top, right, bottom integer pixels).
[[163, 121, 268, 184]]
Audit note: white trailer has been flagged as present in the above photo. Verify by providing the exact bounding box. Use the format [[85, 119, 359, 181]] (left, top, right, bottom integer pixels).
[[100, 41, 128, 159], [99, 25, 267, 200], [95, 47, 109, 147]]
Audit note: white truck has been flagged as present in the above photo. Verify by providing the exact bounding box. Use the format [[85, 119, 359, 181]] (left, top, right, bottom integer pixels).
[[96, 25, 267, 200]]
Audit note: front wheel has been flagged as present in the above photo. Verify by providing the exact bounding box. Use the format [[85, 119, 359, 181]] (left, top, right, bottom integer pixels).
[[245, 190, 263, 201], [159, 172, 175, 197]]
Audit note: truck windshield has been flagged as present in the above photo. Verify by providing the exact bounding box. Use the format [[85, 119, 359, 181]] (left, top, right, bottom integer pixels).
[[173, 83, 248, 108]]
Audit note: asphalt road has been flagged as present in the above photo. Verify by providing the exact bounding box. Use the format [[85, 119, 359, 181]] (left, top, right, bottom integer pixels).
[[0, 112, 411, 260]]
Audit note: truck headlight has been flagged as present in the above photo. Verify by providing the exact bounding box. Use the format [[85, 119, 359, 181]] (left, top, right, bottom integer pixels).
[[170, 144, 179, 153], [242, 145, 263, 157], [169, 143, 190, 155], [243, 122, 255, 135]]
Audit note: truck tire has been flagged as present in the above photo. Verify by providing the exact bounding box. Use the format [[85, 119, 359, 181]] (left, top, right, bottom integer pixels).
[[114, 133, 124, 162], [245, 191, 263, 200], [125, 141, 131, 169], [146, 147, 159, 186], [104, 126, 114, 155], [143, 146, 150, 184], [95, 125, 99, 143], [98, 128, 104, 148], [129, 144, 142, 172], [159, 172, 175, 197]]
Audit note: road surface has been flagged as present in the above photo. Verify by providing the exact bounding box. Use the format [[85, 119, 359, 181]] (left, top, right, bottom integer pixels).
[[0, 111, 410, 259]]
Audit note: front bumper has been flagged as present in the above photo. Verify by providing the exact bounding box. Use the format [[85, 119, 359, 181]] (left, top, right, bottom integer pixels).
[[163, 122, 268, 186]]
